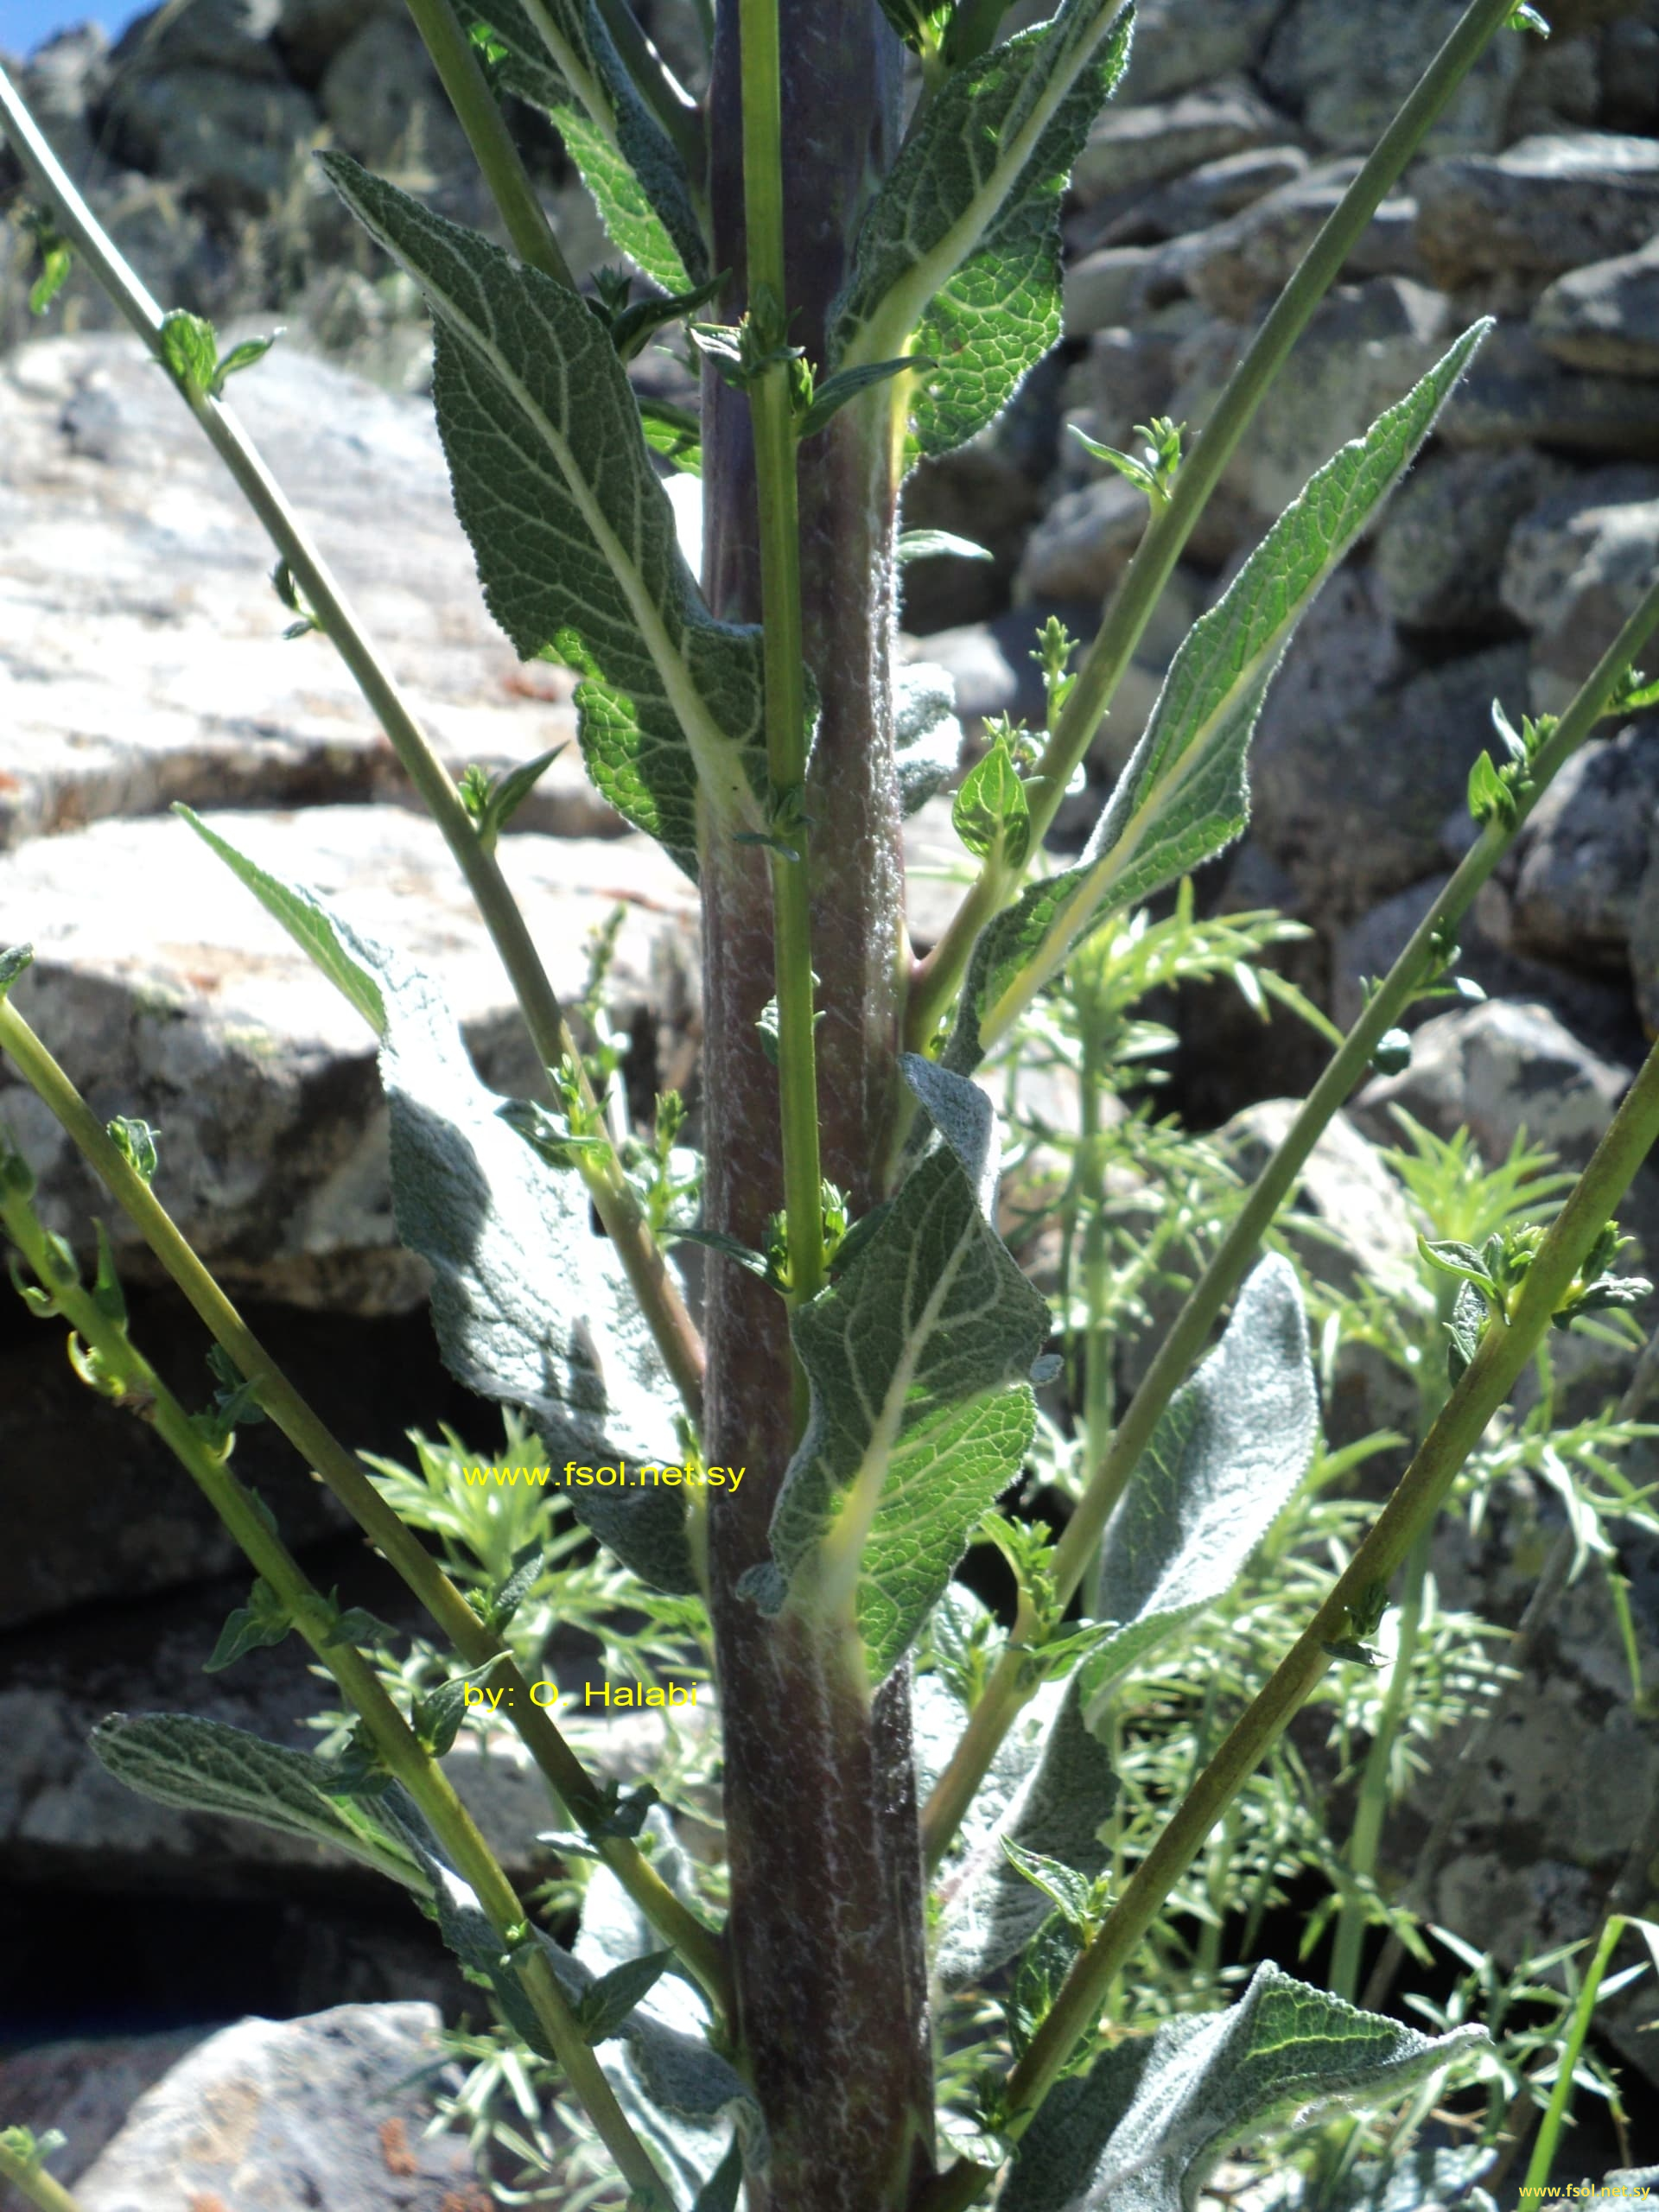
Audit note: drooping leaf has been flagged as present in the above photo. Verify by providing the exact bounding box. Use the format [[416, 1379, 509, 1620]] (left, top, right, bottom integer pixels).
[[1080, 1255, 1317, 1715], [926, 1673, 1116, 1987], [895, 660, 965, 815], [831, 0, 1133, 456], [181, 817, 691, 1589], [89, 1713, 427, 1887], [741, 1059, 1050, 1687], [1001, 1962, 1485, 2212], [320, 156, 771, 877], [957, 321, 1491, 1065], [458, 0, 708, 293]]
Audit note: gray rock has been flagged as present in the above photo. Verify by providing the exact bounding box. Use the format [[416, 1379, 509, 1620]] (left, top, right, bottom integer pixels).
[[1070, 79, 1287, 207], [1415, 131, 1659, 291], [276, 0, 401, 83], [1602, 10, 1659, 136], [1116, 0, 1290, 103], [1254, 639, 1529, 925], [1076, 145, 1309, 252], [1435, 320, 1659, 460], [1503, 29, 1602, 140], [319, 13, 469, 175], [899, 624, 1029, 737], [1262, 0, 1522, 155], [105, 67, 320, 209], [1500, 465, 1659, 709], [0, 805, 698, 1313], [0, 334, 623, 849], [1014, 470, 1147, 602], [1220, 1099, 1420, 1303], [1533, 235, 1659, 378], [1356, 999, 1630, 1166], [1510, 727, 1659, 969], [110, 0, 287, 81], [1062, 244, 1160, 335], [70, 2005, 475, 2212], [898, 441, 1044, 633], [1624, 821, 1659, 1033], [1182, 162, 1423, 321], [1374, 447, 1571, 634], [0, 2032, 206, 2212], [16, 22, 112, 175]]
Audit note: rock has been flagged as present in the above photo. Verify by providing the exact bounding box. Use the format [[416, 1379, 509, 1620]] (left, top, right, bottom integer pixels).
[[1173, 276, 1452, 520], [1262, 0, 1522, 155], [1624, 822, 1659, 1033], [1220, 1099, 1420, 1303], [16, 23, 113, 175], [1500, 465, 1659, 709], [1355, 999, 1631, 1166], [1602, 10, 1659, 135], [1533, 236, 1659, 378], [0, 334, 622, 849], [68, 2005, 477, 2212], [1116, 0, 1289, 103], [899, 622, 1033, 738], [0, 805, 698, 1313], [276, 0, 401, 83], [109, 0, 288, 80], [1509, 728, 1659, 969], [897, 442, 1044, 634], [904, 793, 973, 955], [1254, 639, 1529, 925], [1014, 470, 1147, 601], [1181, 162, 1423, 321], [1070, 79, 1287, 207], [319, 14, 469, 176], [1435, 320, 1659, 459], [1076, 145, 1309, 252], [104, 67, 321, 210], [0, 2031, 205, 2212], [1374, 447, 1570, 635], [1415, 132, 1659, 291], [1063, 244, 1160, 335], [1503, 29, 1602, 140]]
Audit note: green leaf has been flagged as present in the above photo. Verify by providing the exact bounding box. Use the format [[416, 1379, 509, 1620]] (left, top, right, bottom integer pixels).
[[874, 0, 951, 54], [959, 321, 1491, 1065], [639, 397, 702, 476], [1001, 1837, 1097, 1929], [320, 156, 771, 877], [952, 734, 1031, 867], [214, 330, 281, 389], [925, 1581, 1007, 1706], [1079, 1256, 1318, 1713], [204, 1577, 294, 1671], [831, 0, 1134, 457], [1417, 1236, 1498, 1294], [458, 0, 708, 292], [895, 661, 965, 816], [158, 308, 219, 393], [89, 1713, 426, 1885], [175, 808, 387, 1036], [896, 529, 995, 564], [29, 240, 72, 317], [577, 1948, 676, 2043], [796, 358, 925, 441], [106, 1116, 160, 1182], [741, 1058, 1050, 1687], [1001, 1962, 1485, 2212], [0, 944, 34, 1000], [922, 1671, 1116, 1987], [185, 823, 692, 1589]]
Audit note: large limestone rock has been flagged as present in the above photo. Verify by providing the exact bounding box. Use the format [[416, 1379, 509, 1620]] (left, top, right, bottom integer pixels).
[[1533, 235, 1659, 377], [1415, 131, 1659, 290], [0, 334, 622, 851], [1070, 79, 1287, 206], [1262, 0, 1522, 155], [1508, 726, 1659, 969], [1500, 464, 1659, 709], [0, 805, 699, 1313], [1372, 447, 1570, 636], [1435, 319, 1659, 458], [0, 2031, 204, 2212]]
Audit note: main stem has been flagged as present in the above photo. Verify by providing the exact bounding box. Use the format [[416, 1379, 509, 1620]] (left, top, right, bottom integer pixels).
[[702, 6, 925, 2208]]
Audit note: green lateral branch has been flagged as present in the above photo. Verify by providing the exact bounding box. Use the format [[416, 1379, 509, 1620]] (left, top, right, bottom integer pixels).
[[918, 1028, 1659, 2212], [401, 0, 576, 285], [919, 567, 1659, 1872], [0, 2140, 86, 2212], [0, 1182, 669, 2208], [0, 994, 731, 2019], [0, 64, 706, 1424], [739, 0, 826, 1319], [904, 0, 1521, 1053]]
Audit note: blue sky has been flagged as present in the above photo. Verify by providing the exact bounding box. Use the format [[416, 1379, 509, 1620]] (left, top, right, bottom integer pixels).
[[0, 0, 141, 55]]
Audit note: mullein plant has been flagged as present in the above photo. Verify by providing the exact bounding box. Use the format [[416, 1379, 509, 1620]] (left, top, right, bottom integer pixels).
[[3, 0, 1659, 2205]]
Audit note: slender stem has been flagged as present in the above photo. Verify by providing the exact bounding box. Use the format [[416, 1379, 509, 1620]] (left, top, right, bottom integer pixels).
[[0, 2145, 85, 2212], [0, 1188, 667, 2207], [0, 64, 706, 1421], [1078, 1011, 1115, 1470], [0, 995, 730, 2018], [1521, 1913, 1627, 2196], [400, 0, 575, 286], [919, 569, 1659, 1872], [918, 1035, 1659, 2212], [905, 0, 1520, 1054], [592, 0, 709, 183], [739, 0, 824, 1319], [1328, 1529, 1430, 2005]]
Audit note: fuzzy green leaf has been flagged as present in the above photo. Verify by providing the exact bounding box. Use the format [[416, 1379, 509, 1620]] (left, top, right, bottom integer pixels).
[[895, 660, 965, 816], [1002, 1962, 1485, 2212], [925, 1672, 1116, 1987], [743, 1058, 1050, 1687], [639, 397, 702, 476], [459, 0, 708, 292], [1080, 1256, 1317, 1713], [320, 156, 770, 876], [952, 733, 1031, 866], [578, 1948, 676, 2043], [961, 321, 1491, 1063], [0, 944, 33, 1000], [797, 358, 922, 441], [832, 0, 1133, 456], [89, 1713, 427, 1885], [182, 818, 691, 1589], [204, 1577, 294, 1671]]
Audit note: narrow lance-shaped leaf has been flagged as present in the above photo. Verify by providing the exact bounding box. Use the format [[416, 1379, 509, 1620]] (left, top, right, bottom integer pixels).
[[957, 320, 1492, 1069], [321, 156, 770, 877], [831, 0, 1134, 457], [1079, 1255, 1319, 1718], [741, 1058, 1051, 1688], [177, 809, 693, 1590], [1001, 1961, 1486, 2212], [459, 0, 708, 294]]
